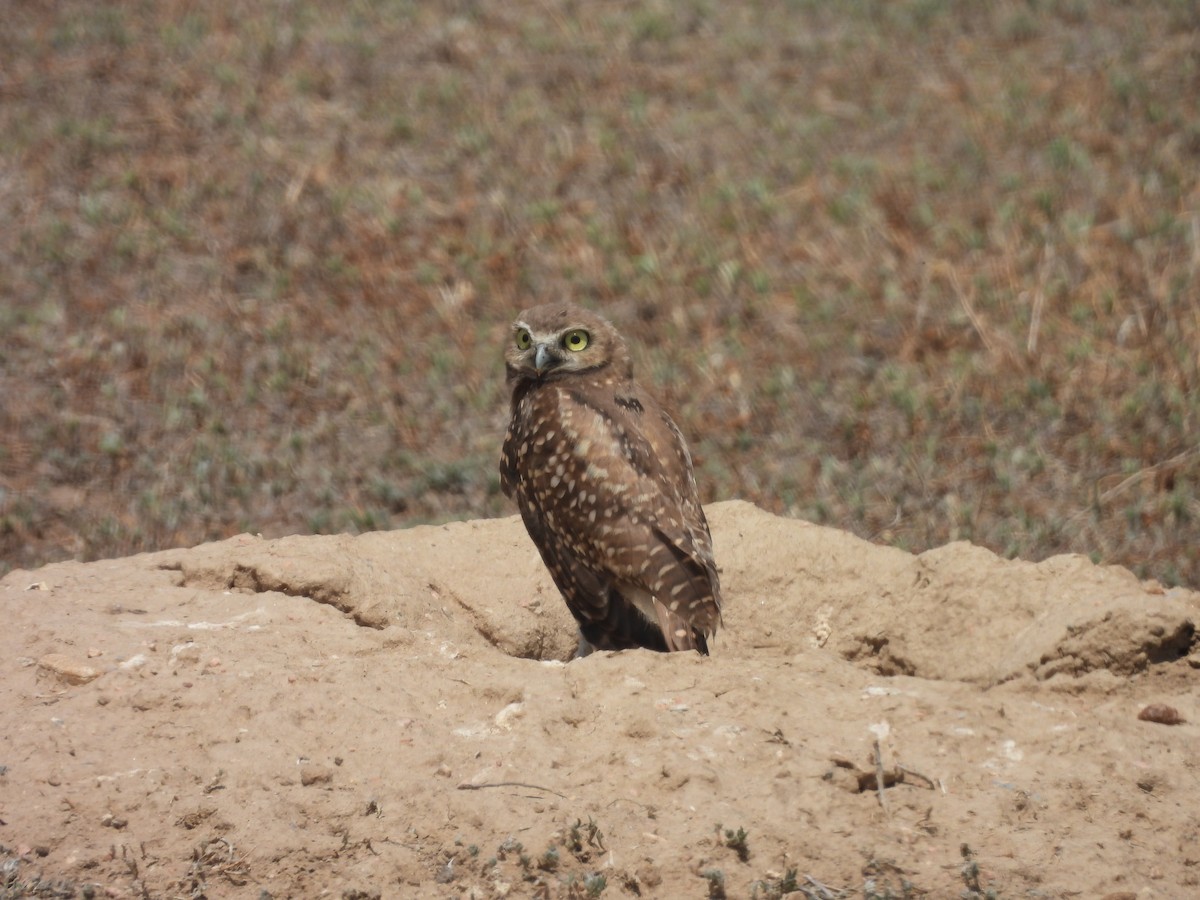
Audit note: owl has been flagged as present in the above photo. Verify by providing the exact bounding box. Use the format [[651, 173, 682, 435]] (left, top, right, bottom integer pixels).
[[500, 303, 722, 656]]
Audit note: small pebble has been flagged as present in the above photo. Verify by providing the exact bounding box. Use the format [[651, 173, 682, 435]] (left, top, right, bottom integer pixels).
[[300, 765, 333, 786], [38, 654, 101, 685], [1138, 704, 1185, 725]]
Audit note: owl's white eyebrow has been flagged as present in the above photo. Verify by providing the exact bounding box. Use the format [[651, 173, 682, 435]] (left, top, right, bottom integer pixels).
[[516, 323, 580, 341]]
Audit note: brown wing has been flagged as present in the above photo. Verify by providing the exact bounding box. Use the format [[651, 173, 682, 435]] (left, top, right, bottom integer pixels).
[[528, 380, 721, 649], [519, 507, 673, 653], [503, 383, 672, 650], [614, 392, 722, 650]]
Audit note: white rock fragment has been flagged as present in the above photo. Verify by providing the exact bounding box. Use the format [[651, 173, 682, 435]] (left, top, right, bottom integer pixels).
[[38, 654, 101, 685], [494, 702, 525, 730]]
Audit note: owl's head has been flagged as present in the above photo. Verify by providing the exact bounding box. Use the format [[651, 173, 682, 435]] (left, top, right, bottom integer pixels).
[[505, 303, 633, 382]]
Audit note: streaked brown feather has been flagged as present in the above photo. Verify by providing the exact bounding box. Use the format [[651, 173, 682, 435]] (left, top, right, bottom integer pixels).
[[500, 303, 723, 655]]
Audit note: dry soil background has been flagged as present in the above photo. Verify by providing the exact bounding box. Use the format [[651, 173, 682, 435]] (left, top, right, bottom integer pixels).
[[2, 502, 1197, 898]]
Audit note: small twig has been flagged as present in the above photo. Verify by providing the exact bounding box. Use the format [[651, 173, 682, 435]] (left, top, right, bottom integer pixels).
[[284, 163, 312, 206], [665, 678, 699, 693], [605, 797, 654, 815], [456, 781, 566, 799], [206, 836, 234, 861], [948, 267, 996, 357], [801, 874, 841, 899], [873, 740, 890, 816], [896, 763, 939, 791], [1026, 241, 1053, 356], [1188, 215, 1200, 343], [763, 727, 791, 746], [1190, 214, 1200, 282], [1068, 447, 1200, 525]]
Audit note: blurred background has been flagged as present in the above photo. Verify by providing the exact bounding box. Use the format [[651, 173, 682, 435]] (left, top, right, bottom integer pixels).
[[2, 1, 1197, 586]]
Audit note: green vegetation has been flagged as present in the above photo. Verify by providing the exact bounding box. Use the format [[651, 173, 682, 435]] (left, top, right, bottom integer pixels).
[[1, 1, 1196, 588], [720, 824, 751, 862], [487, 827, 608, 897]]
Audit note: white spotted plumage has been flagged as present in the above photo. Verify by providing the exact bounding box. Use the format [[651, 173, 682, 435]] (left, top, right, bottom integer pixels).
[[500, 303, 722, 655]]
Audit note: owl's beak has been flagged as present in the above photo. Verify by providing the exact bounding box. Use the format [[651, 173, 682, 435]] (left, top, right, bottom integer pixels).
[[534, 343, 557, 374]]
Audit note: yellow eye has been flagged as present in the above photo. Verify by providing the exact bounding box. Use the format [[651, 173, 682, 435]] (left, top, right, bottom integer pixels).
[[563, 329, 589, 352], [515, 328, 532, 350]]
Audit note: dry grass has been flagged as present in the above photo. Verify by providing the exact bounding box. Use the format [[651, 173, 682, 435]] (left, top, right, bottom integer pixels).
[[2, 0, 1197, 587]]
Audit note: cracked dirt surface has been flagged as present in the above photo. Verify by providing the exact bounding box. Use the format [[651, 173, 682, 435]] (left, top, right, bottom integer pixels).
[[2, 501, 1198, 897]]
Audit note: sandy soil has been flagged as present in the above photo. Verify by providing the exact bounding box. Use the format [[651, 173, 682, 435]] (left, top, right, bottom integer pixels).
[[2, 501, 1197, 899]]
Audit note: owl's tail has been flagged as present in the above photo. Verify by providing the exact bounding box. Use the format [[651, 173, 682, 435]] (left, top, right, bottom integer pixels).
[[652, 600, 711, 655]]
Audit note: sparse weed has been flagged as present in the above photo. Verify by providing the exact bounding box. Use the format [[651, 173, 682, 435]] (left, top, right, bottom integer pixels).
[[702, 868, 726, 900], [719, 825, 751, 862], [484, 825, 613, 896], [959, 844, 999, 899], [1, 0, 1195, 601], [863, 879, 921, 900], [537, 846, 560, 872], [750, 867, 800, 900], [862, 854, 922, 900], [496, 837, 524, 861], [567, 817, 605, 859]]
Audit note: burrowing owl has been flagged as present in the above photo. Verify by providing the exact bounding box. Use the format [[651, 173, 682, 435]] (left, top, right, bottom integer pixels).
[[500, 303, 722, 655]]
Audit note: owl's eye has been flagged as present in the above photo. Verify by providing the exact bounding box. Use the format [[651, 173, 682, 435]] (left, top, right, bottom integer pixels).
[[515, 328, 532, 350], [563, 329, 589, 352]]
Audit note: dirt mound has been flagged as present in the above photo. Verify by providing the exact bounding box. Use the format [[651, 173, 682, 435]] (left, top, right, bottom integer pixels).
[[2, 502, 1197, 897]]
